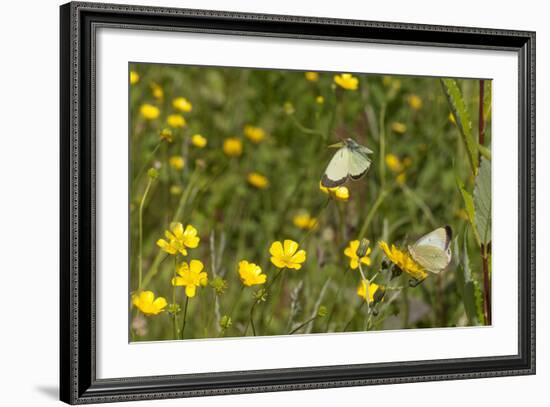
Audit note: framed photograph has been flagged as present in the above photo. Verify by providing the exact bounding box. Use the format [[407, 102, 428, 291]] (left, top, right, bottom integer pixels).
[[60, 1, 535, 404]]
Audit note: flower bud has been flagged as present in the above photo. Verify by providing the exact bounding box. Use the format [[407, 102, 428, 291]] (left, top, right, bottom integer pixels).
[[356, 238, 370, 258], [219, 315, 232, 330], [147, 167, 159, 179], [317, 305, 328, 318]]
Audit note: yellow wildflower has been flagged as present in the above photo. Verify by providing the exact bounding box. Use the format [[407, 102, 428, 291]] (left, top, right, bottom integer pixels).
[[171, 260, 207, 298], [156, 223, 200, 256], [385, 154, 405, 173], [223, 137, 243, 157], [238, 260, 267, 287], [408, 94, 423, 110], [382, 76, 392, 87], [244, 125, 266, 143], [305, 71, 319, 82], [159, 128, 173, 143], [140, 104, 160, 120], [334, 73, 359, 90], [391, 122, 407, 134], [170, 185, 183, 195], [191, 134, 207, 148], [357, 281, 382, 304], [247, 172, 269, 189], [172, 97, 192, 112], [379, 241, 428, 281], [269, 240, 306, 270], [344, 240, 372, 270], [151, 82, 164, 100], [130, 71, 140, 85], [169, 156, 185, 171], [316, 95, 324, 104], [319, 182, 350, 202], [167, 114, 186, 128], [396, 172, 407, 185], [132, 291, 167, 316], [293, 212, 317, 230]]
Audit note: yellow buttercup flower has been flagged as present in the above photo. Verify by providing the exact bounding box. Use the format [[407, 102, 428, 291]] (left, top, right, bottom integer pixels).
[[151, 82, 164, 100], [305, 71, 319, 82], [293, 212, 317, 230], [130, 71, 140, 85], [223, 137, 243, 157], [269, 240, 306, 270], [408, 94, 423, 110], [170, 185, 183, 195], [159, 128, 173, 143], [316, 95, 325, 104], [169, 156, 185, 170], [191, 134, 207, 148], [132, 291, 167, 316], [238, 260, 267, 287], [156, 223, 200, 256], [391, 122, 407, 134], [247, 172, 269, 189], [167, 114, 186, 128], [334, 73, 359, 90], [243, 125, 266, 143], [396, 172, 407, 185], [172, 97, 192, 112], [344, 240, 372, 270], [319, 182, 350, 202], [140, 104, 160, 120], [357, 281, 382, 304], [171, 260, 207, 298], [379, 241, 428, 281], [385, 154, 405, 173]]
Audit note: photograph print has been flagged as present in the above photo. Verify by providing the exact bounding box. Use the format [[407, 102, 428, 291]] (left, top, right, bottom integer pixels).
[[128, 63, 492, 342]]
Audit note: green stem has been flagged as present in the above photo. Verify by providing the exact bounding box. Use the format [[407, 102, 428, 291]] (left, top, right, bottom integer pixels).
[[378, 103, 387, 189], [358, 186, 391, 239], [133, 141, 162, 191], [137, 176, 153, 291], [172, 257, 179, 339], [180, 296, 189, 340], [289, 316, 318, 335]]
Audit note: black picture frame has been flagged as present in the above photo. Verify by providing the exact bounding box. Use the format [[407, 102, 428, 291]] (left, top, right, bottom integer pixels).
[[60, 1, 536, 404]]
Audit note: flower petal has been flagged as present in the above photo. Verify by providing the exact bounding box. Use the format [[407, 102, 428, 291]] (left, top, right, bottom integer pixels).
[[189, 259, 204, 274], [269, 241, 284, 257], [270, 256, 287, 269], [290, 249, 306, 264], [283, 239, 299, 256], [185, 285, 197, 298]]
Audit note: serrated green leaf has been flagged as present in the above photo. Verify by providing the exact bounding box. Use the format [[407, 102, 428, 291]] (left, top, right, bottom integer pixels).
[[459, 231, 478, 325], [474, 157, 491, 245], [483, 81, 492, 123], [473, 280, 485, 325], [456, 176, 482, 246], [441, 78, 479, 174]]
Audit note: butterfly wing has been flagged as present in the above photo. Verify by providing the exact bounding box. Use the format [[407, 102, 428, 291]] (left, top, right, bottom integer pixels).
[[321, 147, 350, 187], [409, 245, 451, 274], [408, 226, 452, 273], [348, 149, 371, 180]]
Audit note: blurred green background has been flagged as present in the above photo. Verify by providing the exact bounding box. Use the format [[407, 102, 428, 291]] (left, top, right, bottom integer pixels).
[[129, 63, 492, 341]]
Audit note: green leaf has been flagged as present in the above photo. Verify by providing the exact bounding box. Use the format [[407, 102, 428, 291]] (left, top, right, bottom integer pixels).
[[459, 231, 478, 325], [474, 157, 491, 245], [456, 176, 482, 247], [473, 280, 486, 325], [441, 79, 479, 174], [483, 80, 492, 123]]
